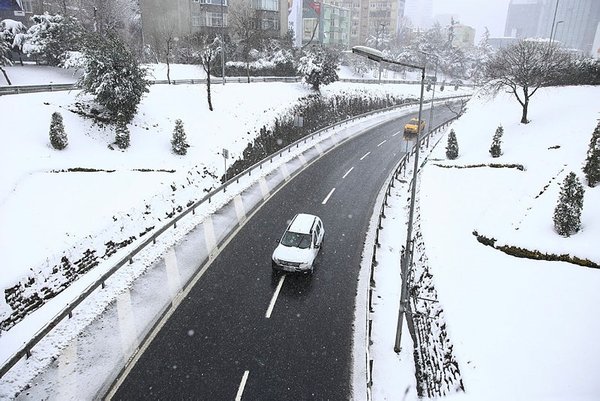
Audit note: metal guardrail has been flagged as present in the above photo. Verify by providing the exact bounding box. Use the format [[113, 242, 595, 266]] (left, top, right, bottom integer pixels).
[[364, 112, 464, 400], [0, 93, 471, 381], [0, 76, 472, 96]]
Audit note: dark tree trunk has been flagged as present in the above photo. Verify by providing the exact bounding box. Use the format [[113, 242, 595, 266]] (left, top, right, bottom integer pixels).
[[0, 67, 12, 85], [166, 57, 171, 85], [521, 97, 529, 124], [206, 64, 213, 111]]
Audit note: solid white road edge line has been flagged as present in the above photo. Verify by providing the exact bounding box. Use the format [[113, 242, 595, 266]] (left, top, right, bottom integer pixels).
[[322, 188, 336, 205], [342, 167, 354, 179], [360, 152, 370, 160], [266, 275, 286, 318], [377, 140, 387, 147], [235, 370, 250, 401]]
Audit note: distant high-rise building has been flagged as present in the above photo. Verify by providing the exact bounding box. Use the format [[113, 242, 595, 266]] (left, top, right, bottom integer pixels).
[[539, 0, 600, 54], [504, 0, 546, 39], [504, 0, 600, 55], [403, 0, 432, 29]]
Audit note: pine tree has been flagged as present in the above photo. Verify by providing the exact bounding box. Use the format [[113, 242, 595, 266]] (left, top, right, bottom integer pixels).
[[171, 119, 189, 155], [297, 45, 339, 91], [553, 172, 585, 237], [79, 31, 149, 123], [49, 111, 68, 150], [445, 129, 459, 160], [582, 121, 600, 187], [115, 120, 130, 149], [489, 125, 503, 158]]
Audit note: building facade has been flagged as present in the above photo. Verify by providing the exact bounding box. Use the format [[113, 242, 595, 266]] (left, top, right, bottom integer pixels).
[[141, 0, 288, 47], [504, 0, 600, 55]]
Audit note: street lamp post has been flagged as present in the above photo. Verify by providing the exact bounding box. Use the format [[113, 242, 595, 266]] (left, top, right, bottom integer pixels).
[[221, 0, 226, 85], [352, 46, 426, 352], [420, 52, 438, 148], [550, 20, 564, 45]]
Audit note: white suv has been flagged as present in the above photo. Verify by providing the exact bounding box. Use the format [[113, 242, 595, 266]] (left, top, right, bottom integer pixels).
[[272, 213, 324, 274]]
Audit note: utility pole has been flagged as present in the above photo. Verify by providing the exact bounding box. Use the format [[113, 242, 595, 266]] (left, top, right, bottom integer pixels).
[[221, 0, 226, 85], [350, 46, 425, 353]]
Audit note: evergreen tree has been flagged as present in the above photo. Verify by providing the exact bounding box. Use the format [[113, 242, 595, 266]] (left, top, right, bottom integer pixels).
[[49, 111, 68, 150], [171, 119, 189, 155], [553, 172, 585, 237], [489, 125, 503, 158], [445, 129, 459, 160], [298, 45, 339, 91], [115, 120, 130, 149], [23, 14, 84, 66], [79, 31, 149, 123], [583, 121, 600, 187]]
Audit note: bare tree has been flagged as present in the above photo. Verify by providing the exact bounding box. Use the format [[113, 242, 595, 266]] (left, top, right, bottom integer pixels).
[[484, 40, 570, 124], [228, 0, 259, 83], [182, 33, 222, 111], [147, 17, 179, 83]]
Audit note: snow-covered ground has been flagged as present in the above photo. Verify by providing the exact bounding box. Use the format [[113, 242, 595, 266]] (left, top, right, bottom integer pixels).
[[371, 86, 600, 400], [1, 63, 598, 400]]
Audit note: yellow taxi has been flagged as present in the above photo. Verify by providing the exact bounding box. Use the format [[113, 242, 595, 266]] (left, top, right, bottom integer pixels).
[[404, 118, 425, 135]]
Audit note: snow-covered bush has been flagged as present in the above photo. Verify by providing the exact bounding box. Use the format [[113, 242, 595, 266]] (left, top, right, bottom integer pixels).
[[445, 129, 459, 160], [553, 172, 585, 237], [22, 14, 84, 66], [171, 119, 189, 155], [489, 125, 503, 158], [298, 46, 339, 91], [115, 121, 130, 149], [1, 19, 26, 58], [49, 111, 68, 150], [79, 31, 149, 123], [583, 121, 600, 187]]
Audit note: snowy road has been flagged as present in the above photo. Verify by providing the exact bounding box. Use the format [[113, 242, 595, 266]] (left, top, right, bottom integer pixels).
[[105, 107, 457, 400]]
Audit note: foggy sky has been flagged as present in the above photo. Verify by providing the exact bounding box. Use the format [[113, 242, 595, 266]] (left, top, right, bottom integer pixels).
[[432, 0, 512, 40]]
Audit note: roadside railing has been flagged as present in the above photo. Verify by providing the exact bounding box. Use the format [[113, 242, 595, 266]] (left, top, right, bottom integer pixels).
[[0, 76, 473, 96], [364, 112, 463, 400], [0, 94, 470, 382]]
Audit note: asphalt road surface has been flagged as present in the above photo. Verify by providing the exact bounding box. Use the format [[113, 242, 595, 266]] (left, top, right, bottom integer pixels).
[[111, 107, 456, 400]]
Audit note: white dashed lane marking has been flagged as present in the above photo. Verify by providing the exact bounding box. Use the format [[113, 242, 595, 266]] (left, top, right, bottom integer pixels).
[[266, 275, 286, 318], [342, 167, 354, 179], [360, 152, 370, 160], [322, 188, 336, 205]]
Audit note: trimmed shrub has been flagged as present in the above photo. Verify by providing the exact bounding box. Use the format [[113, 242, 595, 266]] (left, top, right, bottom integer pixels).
[[115, 121, 130, 149], [171, 119, 189, 155], [553, 172, 585, 237], [49, 111, 68, 150], [489, 125, 503, 158], [445, 129, 459, 160], [583, 121, 600, 187]]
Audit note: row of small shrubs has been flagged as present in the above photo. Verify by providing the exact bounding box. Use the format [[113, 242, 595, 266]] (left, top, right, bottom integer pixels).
[[223, 93, 415, 180], [444, 122, 600, 238], [444, 125, 505, 161], [49, 112, 190, 155]]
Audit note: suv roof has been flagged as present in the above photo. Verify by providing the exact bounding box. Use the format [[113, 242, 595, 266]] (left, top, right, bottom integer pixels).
[[288, 213, 318, 234]]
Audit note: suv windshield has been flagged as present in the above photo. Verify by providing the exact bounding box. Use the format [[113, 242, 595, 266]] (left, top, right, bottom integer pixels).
[[280, 232, 312, 249]]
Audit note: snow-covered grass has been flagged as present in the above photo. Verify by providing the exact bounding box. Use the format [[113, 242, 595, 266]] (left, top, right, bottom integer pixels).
[[371, 86, 600, 400], [2, 62, 598, 401]]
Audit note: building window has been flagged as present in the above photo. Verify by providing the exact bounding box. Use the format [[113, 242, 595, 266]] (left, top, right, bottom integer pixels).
[[207, 12, 227, 27], [261, 16, 279, 30], [252, 0, 278, 11], [20, 0, 33, 12], [192, 15, 202, 26], [194, 0, 228, 5]]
